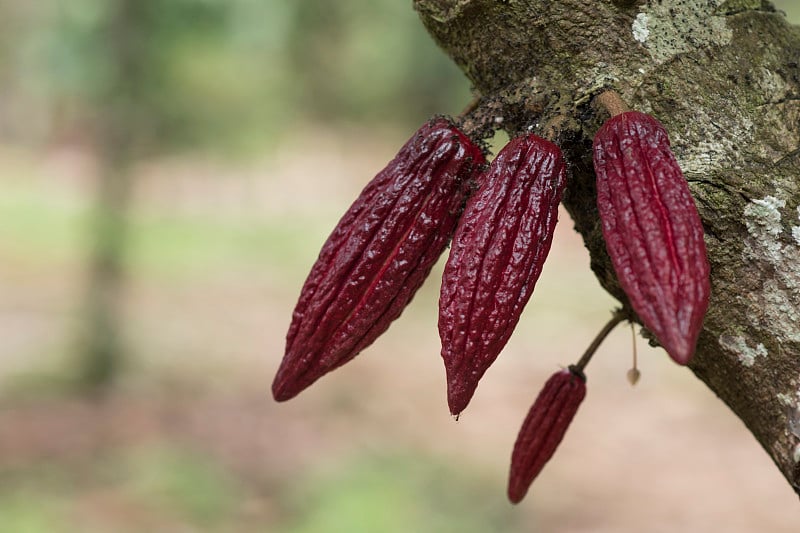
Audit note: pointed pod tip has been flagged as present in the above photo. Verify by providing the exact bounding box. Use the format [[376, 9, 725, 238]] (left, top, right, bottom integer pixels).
[[663, 336, 697, 366], [443, 367, 466, 414], [507, 487, 524, 505], [271, 385, 292, 403], [447, 396, 468, 418], [668, 350, 694, 366], [446, 380, 476, 418], [271, 372, 301, 402]]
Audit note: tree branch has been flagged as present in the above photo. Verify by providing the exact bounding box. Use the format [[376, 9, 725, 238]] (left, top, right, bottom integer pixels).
[[415, 0, 800, 495]]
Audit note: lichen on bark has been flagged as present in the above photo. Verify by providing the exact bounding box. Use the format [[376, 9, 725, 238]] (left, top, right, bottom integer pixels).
[[414, 0, 800, 495]]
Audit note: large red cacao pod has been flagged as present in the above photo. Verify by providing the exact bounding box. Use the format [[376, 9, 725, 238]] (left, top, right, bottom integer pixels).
[[272, 118, 485, 401], [508, 367, 586, 504], [439, 135, 567, 415], [593, 111, 710, 365]]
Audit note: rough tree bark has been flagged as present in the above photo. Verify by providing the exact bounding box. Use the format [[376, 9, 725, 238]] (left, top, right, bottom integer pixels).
[[413, 0, 800, 495]]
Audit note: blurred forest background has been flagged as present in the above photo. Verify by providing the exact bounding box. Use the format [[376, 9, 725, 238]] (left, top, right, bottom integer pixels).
[[0, 1, 799, 531]]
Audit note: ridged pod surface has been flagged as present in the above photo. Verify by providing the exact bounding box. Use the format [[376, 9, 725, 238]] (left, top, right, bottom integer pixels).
[[439, 135, 566, 415], [272, 118, 485, 401], [593, 111, 710, 365], [508, 367, 586, 504]]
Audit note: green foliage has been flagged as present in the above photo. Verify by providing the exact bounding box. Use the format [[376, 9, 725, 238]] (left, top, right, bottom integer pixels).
[[0, 177, 325, 282], [122, 447, 241, 525], [0, 185, 88, 262], [287, 0, 471, 125], [0, 0, 470, 154], [0, 447, 243, 533], [0, 447, 524, 533], [279, 453, 522, 533], [0, 493, 66, 533], [127, 212, 327, 281]]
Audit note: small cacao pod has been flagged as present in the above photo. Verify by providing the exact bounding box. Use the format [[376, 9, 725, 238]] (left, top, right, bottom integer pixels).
[[508, 367, 586, 504], [439, 134, 566, 415], [593, 111, 710, 365], [272, 118, 485, 401]]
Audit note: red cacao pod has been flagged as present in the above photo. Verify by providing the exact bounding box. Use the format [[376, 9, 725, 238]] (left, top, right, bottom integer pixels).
[[272, 118, 485, 401], [439, 134, 566, 415], [508, 367, 586, 504], [593, 111, 710, 365]]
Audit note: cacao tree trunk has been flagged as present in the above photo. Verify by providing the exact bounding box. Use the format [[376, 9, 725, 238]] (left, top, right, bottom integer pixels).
[[414, 0, 800, 495]]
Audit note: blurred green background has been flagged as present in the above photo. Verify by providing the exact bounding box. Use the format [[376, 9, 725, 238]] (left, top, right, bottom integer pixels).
[[1, 1, 799, 532]]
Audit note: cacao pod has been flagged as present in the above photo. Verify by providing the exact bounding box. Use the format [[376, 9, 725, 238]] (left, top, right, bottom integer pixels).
[[439, 134, 566, 415], [508, 367, 587, 504], [593, 111, 710, 365], [272, 118, 484, 401]]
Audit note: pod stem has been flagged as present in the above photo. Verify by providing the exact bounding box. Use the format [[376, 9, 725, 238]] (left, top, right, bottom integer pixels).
[[573, 309, 627, 372], [453, 96, 495, 147], [541, 115, 568, 142], [595, 90, 630, 118]]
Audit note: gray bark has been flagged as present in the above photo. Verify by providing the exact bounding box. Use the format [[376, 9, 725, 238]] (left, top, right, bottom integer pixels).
[[414, 0, 800, 495]]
